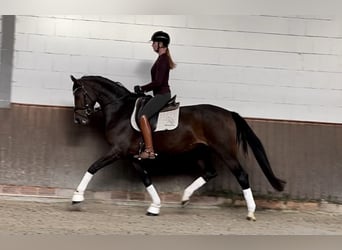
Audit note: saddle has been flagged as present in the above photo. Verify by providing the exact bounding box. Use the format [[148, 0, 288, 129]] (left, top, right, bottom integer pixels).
[[131, 95, 180, 132]]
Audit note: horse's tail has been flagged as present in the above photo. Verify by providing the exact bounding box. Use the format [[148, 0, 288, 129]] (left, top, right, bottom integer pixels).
[[231, 112, 286, 191]]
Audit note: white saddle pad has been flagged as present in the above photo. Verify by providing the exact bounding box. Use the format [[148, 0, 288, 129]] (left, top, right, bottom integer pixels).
[[130, 100, 180, 132]]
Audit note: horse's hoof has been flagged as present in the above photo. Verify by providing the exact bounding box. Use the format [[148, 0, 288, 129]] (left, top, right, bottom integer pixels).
[[246, 211, 256, 221], [246, 215, 256, 221], [68, 201, 84, 212], [181, 200, 190, 207], [146, 212, 159, 216]]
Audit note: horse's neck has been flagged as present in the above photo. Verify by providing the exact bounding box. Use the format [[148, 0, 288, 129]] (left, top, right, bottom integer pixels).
[[89, 80, 128, 106], [95, 87, 127, 109], [87, 80, 134, 126], [100, 96, 135, 128]]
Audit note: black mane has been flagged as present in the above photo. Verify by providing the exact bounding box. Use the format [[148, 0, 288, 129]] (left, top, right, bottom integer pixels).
[[81, 75, 132, 96]]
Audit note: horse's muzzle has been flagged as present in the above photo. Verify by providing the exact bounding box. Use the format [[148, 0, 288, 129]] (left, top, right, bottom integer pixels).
[[74, 113, 89, 125], [74, 118, 88, 125]]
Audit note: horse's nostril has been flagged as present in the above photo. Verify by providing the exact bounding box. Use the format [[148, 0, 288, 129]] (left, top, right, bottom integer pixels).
[[74, 115, 88, 125], [74, 118, 80, 124]]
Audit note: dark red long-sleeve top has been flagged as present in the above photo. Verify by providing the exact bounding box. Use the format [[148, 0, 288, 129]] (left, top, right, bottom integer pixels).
[[140, 53, 171, 95]]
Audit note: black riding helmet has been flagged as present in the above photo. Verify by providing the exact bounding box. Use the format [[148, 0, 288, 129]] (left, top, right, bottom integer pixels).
[[151, 31, 170, 47]]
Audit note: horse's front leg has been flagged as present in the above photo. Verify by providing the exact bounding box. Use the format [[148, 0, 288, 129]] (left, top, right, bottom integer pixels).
[[72, 171, 93, 203], [71, 151, 118, 206], [132, 161, 161, 216]]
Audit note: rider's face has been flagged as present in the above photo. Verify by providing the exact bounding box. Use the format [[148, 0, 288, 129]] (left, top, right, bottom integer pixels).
[[152, 41, 159, 52]]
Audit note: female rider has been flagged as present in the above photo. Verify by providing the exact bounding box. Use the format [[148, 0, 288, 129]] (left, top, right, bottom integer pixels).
[[134, 31, 176, 159]]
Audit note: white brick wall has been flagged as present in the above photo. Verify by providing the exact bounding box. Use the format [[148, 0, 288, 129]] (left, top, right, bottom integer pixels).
[[11, 15, 342, 123]]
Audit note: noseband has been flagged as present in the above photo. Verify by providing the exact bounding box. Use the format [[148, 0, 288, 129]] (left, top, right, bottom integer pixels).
[[73, 84, 95, 116]]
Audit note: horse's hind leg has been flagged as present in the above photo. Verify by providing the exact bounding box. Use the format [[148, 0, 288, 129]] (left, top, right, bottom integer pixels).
[[226, 159, 256, 221], [181, 177, 206, 207], [181, 146, 217, 206], [132, 161, 161, 216]]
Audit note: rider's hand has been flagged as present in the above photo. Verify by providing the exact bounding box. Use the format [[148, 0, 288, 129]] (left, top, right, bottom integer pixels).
[[134, 85, 143, 94]]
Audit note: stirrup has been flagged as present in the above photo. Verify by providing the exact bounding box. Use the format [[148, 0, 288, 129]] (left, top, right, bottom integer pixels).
[[134, 149, 157, 160]]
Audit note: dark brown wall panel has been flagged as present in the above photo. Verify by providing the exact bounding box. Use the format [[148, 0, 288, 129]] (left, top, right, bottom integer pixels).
[[247, 119, 342, 202], [0, 104, 341, 203]]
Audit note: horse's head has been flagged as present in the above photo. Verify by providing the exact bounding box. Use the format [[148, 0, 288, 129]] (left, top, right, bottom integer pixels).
[[71, 75, 96, 125]]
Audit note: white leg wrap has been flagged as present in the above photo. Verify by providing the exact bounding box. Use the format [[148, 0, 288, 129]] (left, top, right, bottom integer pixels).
[[243, 188, 256, 213], [182, 177, 206, 201], [147, 203, 161, 214], [72, 172, 93, 202], [146, 185, 161, 214]]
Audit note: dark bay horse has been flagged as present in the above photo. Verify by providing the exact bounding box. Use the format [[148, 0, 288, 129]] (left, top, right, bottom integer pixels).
[[70, 75, 286, 221]]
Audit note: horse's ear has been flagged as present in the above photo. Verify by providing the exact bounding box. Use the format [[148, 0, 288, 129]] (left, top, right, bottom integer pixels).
[[70, 75, 77, 83]]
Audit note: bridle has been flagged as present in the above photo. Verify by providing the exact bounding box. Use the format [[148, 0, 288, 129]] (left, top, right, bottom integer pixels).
[[73, 79, 133, 121], [73, 84, 95, 117]]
